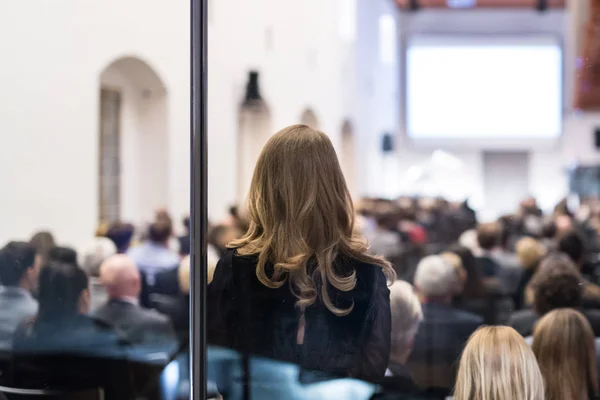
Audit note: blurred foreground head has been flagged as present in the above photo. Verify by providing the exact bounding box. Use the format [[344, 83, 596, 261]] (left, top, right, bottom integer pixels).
[[229, 124, 394, 316], [455, 326, 544, 400]]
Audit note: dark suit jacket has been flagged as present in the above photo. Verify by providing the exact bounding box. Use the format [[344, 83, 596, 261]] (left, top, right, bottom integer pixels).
[[509, 307, 600, 337], [93, 299, 176, 345], [408, 303, 483, 389]]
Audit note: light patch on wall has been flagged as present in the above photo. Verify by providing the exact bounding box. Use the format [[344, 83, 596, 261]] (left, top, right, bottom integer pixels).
[[378, 14, 397, 66], [337, 0, 357, 42]]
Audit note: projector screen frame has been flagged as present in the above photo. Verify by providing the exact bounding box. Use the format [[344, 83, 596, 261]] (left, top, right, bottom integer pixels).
[[402, 32, 565, 151]]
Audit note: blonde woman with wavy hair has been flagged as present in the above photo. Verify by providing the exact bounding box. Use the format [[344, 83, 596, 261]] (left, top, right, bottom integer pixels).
[[455, 326, 545, 400], [533, 309, 599, 400], [207, 124, 395, 380]]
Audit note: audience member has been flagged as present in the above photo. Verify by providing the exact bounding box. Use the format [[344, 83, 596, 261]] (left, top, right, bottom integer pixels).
[[526, 253, 600, 309], [369, 214, 403, 259], [408, 255, 483, 389], [540, 218, 557, 251], [79, 238, 117, 311], [454, 326, 544, 400], [13, 261, 126, 356], [29, 231, 55, 268], [94, 255, 175, 346], [559, 229, 586, 266], [0, 242, 39, 350], [208, 124, 395, 381], [105, 222, 135, 254], [533, 309, 599, 400], [128, 220, 179, 286], [207, 224, 242, 258], [387, 281, 422, 378], [513, 237, 547, 309], [48, 246, 78, 265], [509, 271, 600, 336], [178, 215, 191, 257], [475, 222, 503, 277]]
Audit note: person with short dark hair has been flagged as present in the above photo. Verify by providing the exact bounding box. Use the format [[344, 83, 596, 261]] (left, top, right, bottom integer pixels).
[[128, 220, 179, 287], [47, 246, 78, 265], [558, 230, 586, 266], [475, 222, 503, 278], [0, 241, 39, 349], [508, 270, 600, 337], [12, 261, 126, 356], [105, 222, 135, 254]]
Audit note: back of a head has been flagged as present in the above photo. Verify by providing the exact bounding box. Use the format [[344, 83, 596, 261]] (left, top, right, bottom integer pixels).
[[29, 231, 55, 261], [48, 246, 78, 265], [530, 253, 580, 287], [477, 222, 501, 251], [99, 254, 140, 299], [389, 281, 423, 356], [516, 237, 546, 270], [414, 255, 458, 299], [178, 256, 191, 294], [229, 124, 394, 316], [455, 326, 544, 400], [534, 272, 582, 315], [148, 220, 172, 244], [106, 222, 135, 253], [0, 241, 36, 286], [533, 309, 598, 400], [38, 261, 89, 320], [557, 230, 585, 265], [79, 238, 117, 278]]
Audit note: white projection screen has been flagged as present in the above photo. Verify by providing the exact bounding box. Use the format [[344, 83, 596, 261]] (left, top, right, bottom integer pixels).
[[406, 35, 563, 148]]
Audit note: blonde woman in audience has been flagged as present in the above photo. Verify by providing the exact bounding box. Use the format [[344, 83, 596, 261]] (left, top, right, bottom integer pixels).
[[455, 326, 545, 400], [207, 124, 395, 380], [533, 309, 599, 400], [514, 237, 546, 309]]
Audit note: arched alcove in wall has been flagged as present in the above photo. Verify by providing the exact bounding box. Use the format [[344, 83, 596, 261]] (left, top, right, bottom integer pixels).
[[237, 100, 272, 209], [340, 120, 357, 198], [99, 56, 168, 225], [300, 108, 320, 129]]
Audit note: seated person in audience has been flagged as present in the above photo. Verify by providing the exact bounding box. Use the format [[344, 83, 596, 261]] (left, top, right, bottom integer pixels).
[[29, 231, 55, 268], [79, 237, 117, 311], [509, 270, 600, 336], [540, 218, 557, 251], [454, 326, 544, 400], [387, 281, 423, 379], [408, 255, 483, 389], [94, 255, 176, 346], [207, 224, 242, 258], [513, 237, 546, 309], [128, 220, 179, 285], [558, 229, 600, 284], [475, 222, 504, 278], [178, 215, 190, 257], [369, 213, 402, 259], [105, 222, 135, 254], [48, 246, 78, 265], [0, 242, 39, 350], [533, 309, 599, 400], [525, 252, 600, 309], [13, 261, 126, 357]]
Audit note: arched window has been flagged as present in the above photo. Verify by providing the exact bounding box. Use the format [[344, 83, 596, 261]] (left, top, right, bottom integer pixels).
[[99, 56, 168, 225]]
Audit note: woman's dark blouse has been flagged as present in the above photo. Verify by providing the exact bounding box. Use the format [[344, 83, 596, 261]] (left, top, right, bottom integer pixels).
[[207, 249, 391, 381]]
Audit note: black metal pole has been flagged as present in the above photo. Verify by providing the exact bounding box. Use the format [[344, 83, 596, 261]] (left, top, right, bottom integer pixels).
[[191, 0, 208, 399]]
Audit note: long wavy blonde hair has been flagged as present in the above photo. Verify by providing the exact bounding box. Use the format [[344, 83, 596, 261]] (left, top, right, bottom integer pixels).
[[229, 124, 394, 316], [455, 326, 545, 400], [533, 309, 599, 400]]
